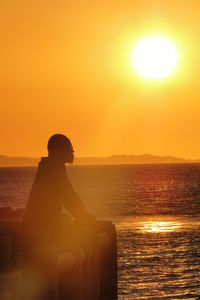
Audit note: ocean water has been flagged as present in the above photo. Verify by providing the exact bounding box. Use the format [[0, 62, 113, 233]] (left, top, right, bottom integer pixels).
[[0, 163, 200, 299]]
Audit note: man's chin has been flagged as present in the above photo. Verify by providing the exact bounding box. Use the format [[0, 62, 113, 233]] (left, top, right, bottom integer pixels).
[[65, 156, 74, 164]]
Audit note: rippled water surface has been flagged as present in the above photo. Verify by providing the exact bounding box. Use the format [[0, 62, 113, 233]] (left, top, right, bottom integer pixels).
[[0, 164, 200, 299]]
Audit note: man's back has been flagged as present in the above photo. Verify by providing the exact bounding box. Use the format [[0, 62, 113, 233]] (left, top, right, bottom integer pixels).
[[22, 157, 66, 241], [22, 156, 92, 242]]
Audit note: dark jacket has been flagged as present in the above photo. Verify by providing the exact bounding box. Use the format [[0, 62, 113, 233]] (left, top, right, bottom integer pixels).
[[22, 157, 91, 242]]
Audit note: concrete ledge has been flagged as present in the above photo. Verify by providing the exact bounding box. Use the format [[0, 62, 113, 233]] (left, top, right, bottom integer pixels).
[[0, 207, 118, 300]]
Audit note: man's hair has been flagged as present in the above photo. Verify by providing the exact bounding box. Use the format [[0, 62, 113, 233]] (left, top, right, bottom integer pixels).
[[47, 134, 72, 153]]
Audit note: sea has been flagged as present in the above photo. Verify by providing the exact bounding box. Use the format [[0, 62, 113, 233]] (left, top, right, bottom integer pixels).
[[0, 163, 200, 299]]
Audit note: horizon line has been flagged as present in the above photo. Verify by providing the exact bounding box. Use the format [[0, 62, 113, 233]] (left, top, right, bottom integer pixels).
[[0, 153, 198, 161]]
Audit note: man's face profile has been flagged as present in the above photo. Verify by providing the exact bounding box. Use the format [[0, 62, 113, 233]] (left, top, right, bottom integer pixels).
[[62, 143, 74, 164]]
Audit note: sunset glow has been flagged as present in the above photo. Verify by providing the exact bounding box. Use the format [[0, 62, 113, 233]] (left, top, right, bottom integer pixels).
[[1, 2, 200, 159], [1, 2, 200, 299]]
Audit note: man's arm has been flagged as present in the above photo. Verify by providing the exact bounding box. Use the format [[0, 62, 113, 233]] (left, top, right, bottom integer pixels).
[[57, 168, 94, 222]]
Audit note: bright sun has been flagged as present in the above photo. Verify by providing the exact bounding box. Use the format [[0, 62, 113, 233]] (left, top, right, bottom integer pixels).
[[132, 36, 178, 80]]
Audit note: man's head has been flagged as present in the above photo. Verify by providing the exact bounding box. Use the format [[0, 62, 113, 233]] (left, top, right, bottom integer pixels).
[[47, 134, 74, 163]]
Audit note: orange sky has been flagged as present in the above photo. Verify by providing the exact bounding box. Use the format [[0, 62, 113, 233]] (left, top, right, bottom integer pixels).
[[1, 1, 200, 159]]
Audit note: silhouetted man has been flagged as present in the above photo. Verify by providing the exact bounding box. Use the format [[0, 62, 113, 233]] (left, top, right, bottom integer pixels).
[[22, 134, 93, 243], [20, 134, 95, 300]]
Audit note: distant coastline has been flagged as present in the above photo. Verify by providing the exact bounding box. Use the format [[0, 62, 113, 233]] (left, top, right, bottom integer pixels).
[[0, 154, 197, 167]]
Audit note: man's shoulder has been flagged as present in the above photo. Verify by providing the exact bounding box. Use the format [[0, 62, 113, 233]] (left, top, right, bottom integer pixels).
[[38, 157, 66, 175]]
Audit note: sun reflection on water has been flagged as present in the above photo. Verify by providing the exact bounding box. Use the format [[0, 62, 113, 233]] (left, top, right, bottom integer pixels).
[[141, 220, 181, 233], [117, 215, 199, 233]]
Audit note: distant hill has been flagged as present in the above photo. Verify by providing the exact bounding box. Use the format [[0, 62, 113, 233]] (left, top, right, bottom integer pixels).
[[0, 155, 39, 167], [0, 154, 195, 167], [75, 154, 194, 165]]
